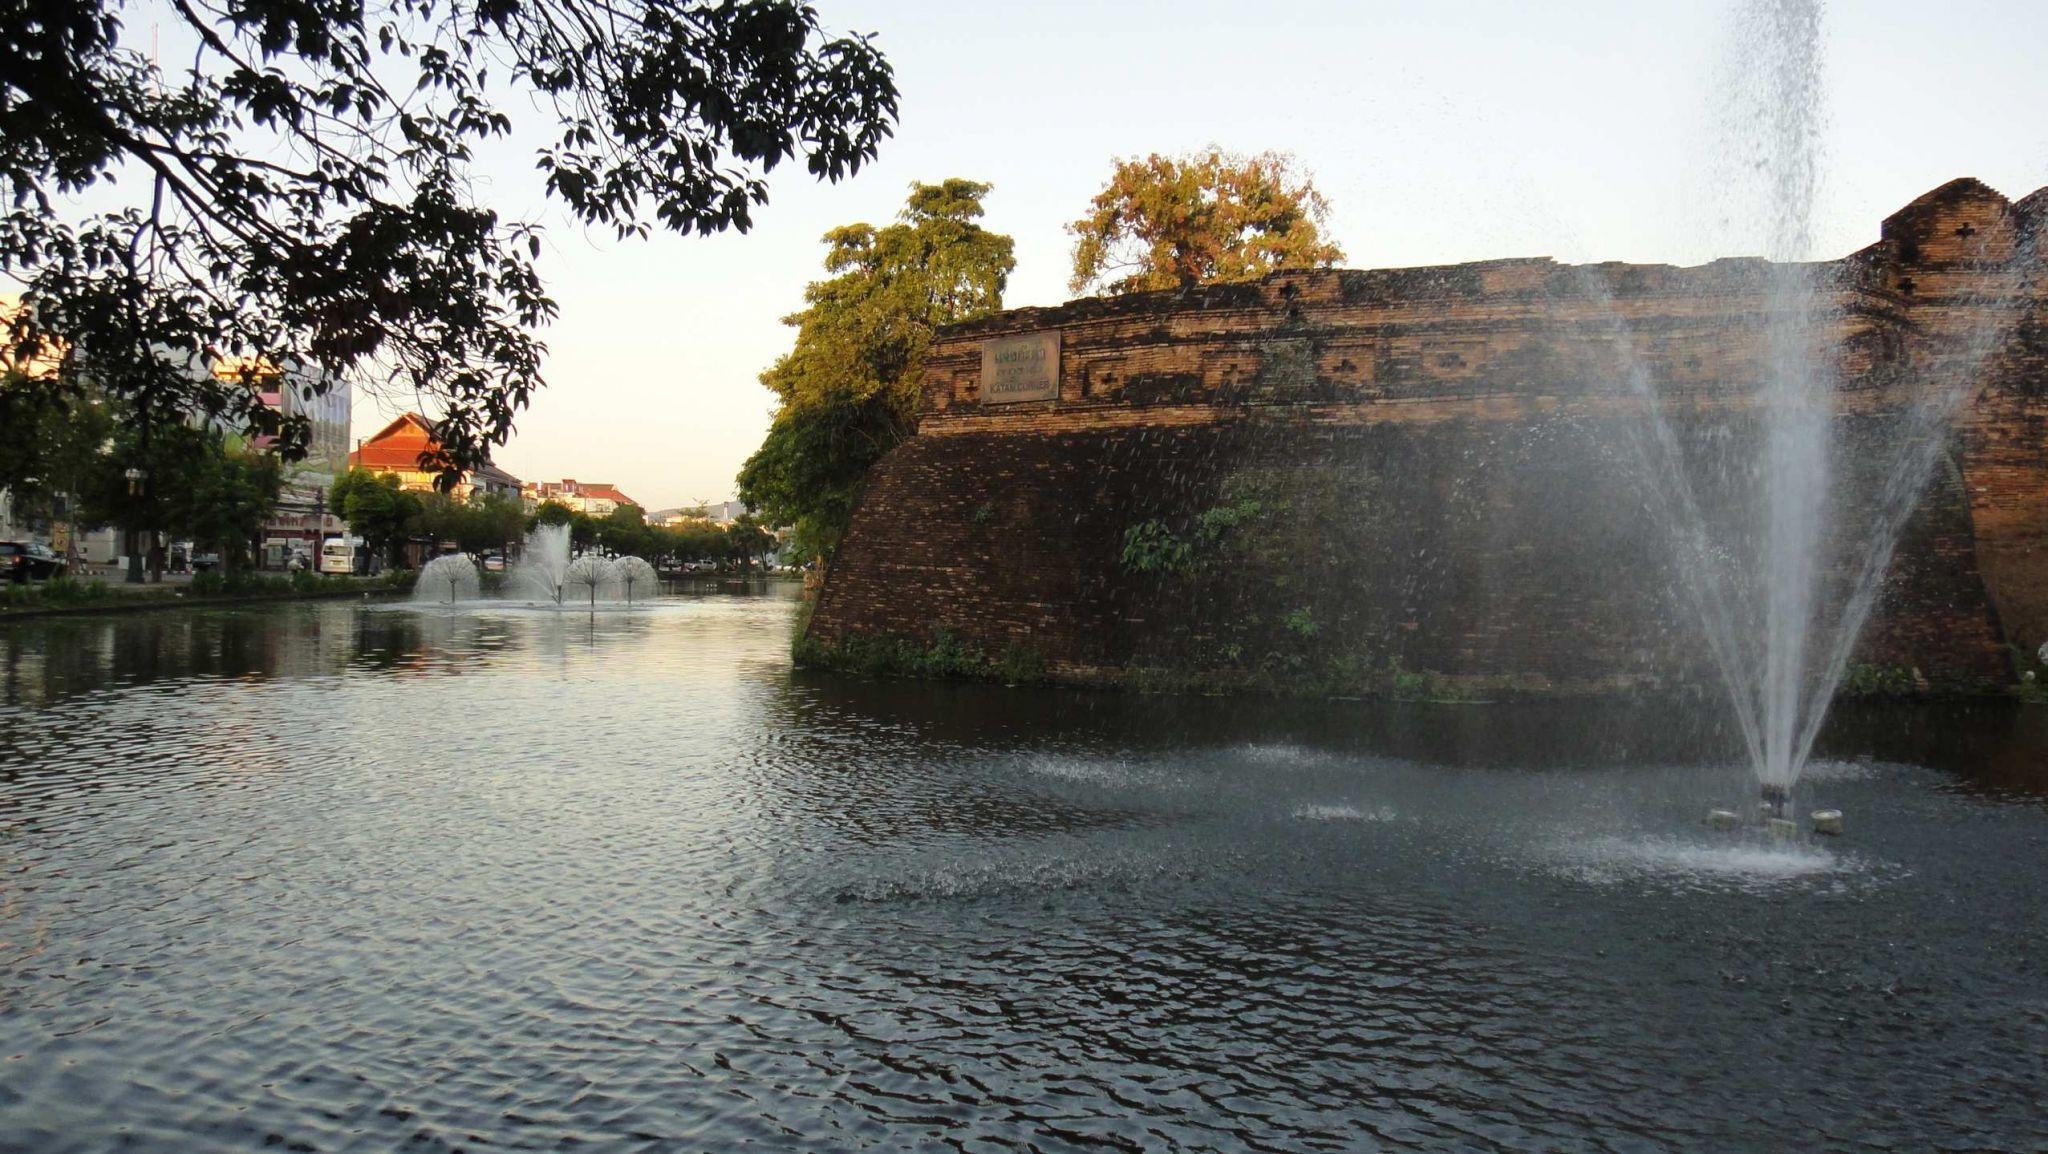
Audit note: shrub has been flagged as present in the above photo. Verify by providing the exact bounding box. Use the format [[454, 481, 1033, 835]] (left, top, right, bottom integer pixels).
[[1839, 663, 1915, 698], [1120, 499, 1262, 575], [994, 642, 1047, 684], [1120, 518, 1193, 574], [39, 577, 109, 605], [797, 627, 1046, 685]]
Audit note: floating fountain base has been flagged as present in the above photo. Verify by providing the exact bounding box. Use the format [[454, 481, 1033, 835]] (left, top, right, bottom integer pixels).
[[1705, 809, 1742, 830], [1811, 809, 1844, 836]]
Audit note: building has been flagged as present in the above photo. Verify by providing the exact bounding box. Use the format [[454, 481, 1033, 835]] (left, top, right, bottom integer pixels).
[[347, 413, 521, 499], [522, 479, 640, 518], [215, 359, 352, 568], [3, 299, 359, 570], [650, 500, 748, 527], [702, 500, 750, 525]]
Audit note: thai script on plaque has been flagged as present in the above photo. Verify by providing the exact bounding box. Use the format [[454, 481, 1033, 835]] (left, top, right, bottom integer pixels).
[[979, 332, 1060, 403]]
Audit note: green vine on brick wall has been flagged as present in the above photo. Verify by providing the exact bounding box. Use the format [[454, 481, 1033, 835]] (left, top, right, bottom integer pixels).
[[1119, 498, 1263, 574], [1838, 663, 1915, 698]]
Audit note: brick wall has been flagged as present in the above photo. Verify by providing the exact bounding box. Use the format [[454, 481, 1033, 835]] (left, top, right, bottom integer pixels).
[[810, 179, 2047, 696]]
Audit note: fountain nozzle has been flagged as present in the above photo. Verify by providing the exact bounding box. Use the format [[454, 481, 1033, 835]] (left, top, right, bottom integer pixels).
[[1759, 783, 1789, 819]]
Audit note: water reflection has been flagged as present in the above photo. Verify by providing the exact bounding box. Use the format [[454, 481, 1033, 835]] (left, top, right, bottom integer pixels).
[[784, 669, 2048, 799], [1, 593, 2044, 1152]]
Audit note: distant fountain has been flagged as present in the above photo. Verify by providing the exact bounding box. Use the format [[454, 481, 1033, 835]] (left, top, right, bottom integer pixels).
[[491, 523, 662, 609], [615, 556, 659, 604], [562, 554, 618, 609], [414, 554, 481, 603], [512, 523, 573, 604]]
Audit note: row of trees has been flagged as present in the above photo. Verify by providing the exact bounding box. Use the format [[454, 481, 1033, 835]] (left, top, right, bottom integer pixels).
[[739, 149, 1343, 565], [0, 374, 284, 570], [326, 469, 527, 570], [323, 470, 777, 571], [530, 500, 774, 568]]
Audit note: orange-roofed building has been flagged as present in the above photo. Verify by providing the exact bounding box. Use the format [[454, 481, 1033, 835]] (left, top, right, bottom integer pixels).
[[520, 479, 640, 517], [348, 413, 521, 500]]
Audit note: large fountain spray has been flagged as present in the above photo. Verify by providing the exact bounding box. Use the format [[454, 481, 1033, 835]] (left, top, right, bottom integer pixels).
[[1626, 0, 2033, 808], [511, 523, 574, 604], [1749, 0, 1829, 803]]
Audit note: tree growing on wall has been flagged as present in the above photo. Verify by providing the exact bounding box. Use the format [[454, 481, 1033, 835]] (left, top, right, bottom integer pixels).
[[737, 179, 1014, 560], [1067, 150, 1344, 296], [1, 0, 898, 483]]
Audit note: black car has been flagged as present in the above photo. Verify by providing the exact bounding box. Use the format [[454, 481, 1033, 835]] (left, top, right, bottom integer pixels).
[[1, 541, 68, 582]]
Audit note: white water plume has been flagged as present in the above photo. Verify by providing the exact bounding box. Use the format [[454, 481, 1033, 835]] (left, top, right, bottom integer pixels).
[[562, 554, 619, 608], [511, 522, 574, 604], [413, 554, 481, 603], [1575, 0, 2037, 795]]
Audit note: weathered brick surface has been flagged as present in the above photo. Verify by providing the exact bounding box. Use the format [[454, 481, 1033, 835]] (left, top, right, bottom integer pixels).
[[811, 179, 2047, 695]]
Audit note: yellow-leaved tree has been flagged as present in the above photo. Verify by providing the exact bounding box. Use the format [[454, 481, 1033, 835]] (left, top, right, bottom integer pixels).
[[1068, 150, 1344, 296]]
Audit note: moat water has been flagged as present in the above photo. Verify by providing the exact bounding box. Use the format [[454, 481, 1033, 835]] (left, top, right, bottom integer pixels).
[[2, 589, 2044, 1152]]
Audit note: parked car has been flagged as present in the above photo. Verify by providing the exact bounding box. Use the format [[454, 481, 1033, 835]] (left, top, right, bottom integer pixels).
[[481, 552, 506, 572], [1, 541, 68, 582], [191, 552, 222, 572]]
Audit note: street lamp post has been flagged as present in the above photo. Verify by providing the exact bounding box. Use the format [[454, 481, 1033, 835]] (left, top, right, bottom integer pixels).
[[123, 467, 146, 584]]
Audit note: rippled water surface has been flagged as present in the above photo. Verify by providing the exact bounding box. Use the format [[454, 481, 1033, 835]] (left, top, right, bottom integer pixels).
[[3, 592, 2045, 1152]]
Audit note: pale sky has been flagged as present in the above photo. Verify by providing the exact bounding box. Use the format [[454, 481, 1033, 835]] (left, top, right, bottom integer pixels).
[[321, 2, 2040, 508]]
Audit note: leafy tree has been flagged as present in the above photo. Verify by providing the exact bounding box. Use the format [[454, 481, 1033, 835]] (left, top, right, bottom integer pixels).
[[180, 444, 284, 569], [569, 510, 600, 553], [738, 393, 897, 561], [738, 179, 1013, 559], [329, 468, 421, 568], [1, 0, 899, 481], [597, 503, 652, 557], [668, 519, 728, 563], [725, 515, 773, 570], [410, 491, 468, 550], [408, 486, 523, 560], [73, 419, 282, 572], [460, 492, 527, 560], [529, 499, 577, 528], [1067, 149, 1344, 295], [0, 371, 116, 537]]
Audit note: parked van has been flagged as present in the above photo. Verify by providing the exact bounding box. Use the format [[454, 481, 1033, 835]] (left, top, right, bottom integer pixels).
[[320, 537, 361, 575]]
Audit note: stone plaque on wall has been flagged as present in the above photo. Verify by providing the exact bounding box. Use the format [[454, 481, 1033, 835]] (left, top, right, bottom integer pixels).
[[980, 332, 1060, 403]]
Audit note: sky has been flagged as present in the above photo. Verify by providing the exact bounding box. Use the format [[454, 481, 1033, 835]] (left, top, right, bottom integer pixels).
[[271, 2, 2048, 508]]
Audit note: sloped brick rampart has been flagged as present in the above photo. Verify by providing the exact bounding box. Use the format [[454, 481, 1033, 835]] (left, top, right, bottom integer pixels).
[[808, 179, 2048, 696]]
